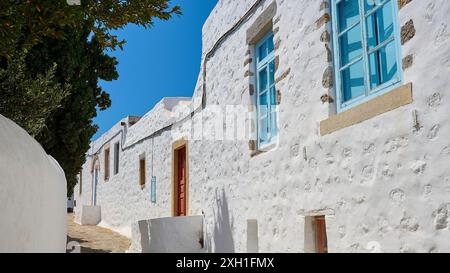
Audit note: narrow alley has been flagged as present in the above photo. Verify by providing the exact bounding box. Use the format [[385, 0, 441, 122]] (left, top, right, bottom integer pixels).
[[66, 214, 130, 253]]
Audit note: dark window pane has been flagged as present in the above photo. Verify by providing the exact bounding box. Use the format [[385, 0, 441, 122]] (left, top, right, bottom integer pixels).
[[267, 34, 274, 54], [338, 0, 360, 32], [368, 40, 398, 89], [269, 61, 275, 85], [259, 41, 268, 61], [259, 92, 268, 117], [339, 23, 363, 66], [366, 0, 394, 50], [341, 59, 365, 102], [259, 67, 268, 92]]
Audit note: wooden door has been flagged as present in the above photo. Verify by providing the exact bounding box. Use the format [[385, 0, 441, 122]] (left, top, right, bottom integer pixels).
[[315, 216, 328, 253], [176, 147, 187, 216]]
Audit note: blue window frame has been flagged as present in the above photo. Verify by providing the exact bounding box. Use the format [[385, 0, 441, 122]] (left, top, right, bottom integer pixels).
[[255, 32, 278, 148], [331, 0, 403, 112]]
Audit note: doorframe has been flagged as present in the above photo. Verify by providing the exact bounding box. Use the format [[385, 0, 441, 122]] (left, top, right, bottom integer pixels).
[[171, 138, 189, 217]]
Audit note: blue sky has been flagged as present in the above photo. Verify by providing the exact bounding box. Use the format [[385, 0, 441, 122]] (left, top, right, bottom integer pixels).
[[93, 0, 218, 140]]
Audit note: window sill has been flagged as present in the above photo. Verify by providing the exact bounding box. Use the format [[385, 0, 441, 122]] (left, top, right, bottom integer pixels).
[[320, 83, 413, 136]]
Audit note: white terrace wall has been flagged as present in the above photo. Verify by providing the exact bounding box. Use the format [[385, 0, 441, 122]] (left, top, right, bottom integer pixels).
[[74, 98, 192, 238], [75, 0, 450, 253], [0, 115, 67, 253]]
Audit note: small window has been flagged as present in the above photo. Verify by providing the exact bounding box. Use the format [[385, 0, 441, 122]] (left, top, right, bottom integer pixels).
[[331, 0, 402, 112], [139, 156, 146, 188], [255, 31, 278, 148], [114, 142, 120, 175], [79, 170, 82, 195], [104, 148, 110, 181]]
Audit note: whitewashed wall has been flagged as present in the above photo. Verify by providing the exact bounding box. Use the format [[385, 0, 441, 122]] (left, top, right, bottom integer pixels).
[[74, 98, 191, 239], [0, 115, 67, 253], [75, 0, 450, 253]]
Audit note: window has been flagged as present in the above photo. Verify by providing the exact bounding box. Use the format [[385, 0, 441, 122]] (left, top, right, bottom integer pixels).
[[255, 31, 278, 148], [114, 142, 120, 175], [104, 148, 110, 181], [331, 0, 402, 112], [139, 156, 146, 188], [79, 170, 82, 195]]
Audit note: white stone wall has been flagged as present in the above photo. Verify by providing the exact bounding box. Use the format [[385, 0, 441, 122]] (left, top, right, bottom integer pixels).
[[75, 0, 450, 253], [0, 115, 67, 253]]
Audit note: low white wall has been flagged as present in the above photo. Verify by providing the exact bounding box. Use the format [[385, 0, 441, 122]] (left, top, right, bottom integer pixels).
[[77, 206, 101, 226], [137, 216, 204, 253], [0, 115, 67, 253], [67, 197, 74, 211]]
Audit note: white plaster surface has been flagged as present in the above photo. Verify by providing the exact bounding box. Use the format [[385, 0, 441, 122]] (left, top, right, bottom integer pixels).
[[135, 216, 204, 253], [0, 114, 67, 253], [77, 206, 102, 226], [75, 0, 450, 253]]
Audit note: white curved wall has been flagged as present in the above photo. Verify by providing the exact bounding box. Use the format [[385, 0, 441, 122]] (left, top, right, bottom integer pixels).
[[0, 114, 67, 253]]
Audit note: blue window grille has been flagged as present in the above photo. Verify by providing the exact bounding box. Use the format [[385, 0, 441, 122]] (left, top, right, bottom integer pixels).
[[255, 32, 278, 148], [331, 0, 403, 112]]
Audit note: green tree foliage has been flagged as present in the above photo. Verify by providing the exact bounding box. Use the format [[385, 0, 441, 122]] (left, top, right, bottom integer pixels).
[[0, 1, 180, 196], [27, 28, 118, 196], [0, 52, 70, 136], [0, 0, 181, 57]]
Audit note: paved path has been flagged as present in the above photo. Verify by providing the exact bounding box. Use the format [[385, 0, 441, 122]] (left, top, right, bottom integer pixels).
[[67, 213, 131, 253]]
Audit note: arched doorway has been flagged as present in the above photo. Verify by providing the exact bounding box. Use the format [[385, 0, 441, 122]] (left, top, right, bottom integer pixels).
[[91, 157, 100, 206]]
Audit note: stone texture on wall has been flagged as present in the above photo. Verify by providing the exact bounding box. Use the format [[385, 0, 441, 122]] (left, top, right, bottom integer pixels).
[[75, 0, 450, 253], [398, 0, 413, 9], [401, 19, 416, 45]]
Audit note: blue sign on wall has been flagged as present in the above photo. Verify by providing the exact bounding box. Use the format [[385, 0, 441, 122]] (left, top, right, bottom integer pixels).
[[151, 176, 156, 203]]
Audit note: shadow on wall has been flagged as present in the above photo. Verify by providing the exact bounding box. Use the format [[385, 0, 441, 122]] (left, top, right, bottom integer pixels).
[[210, 188, 235, 253]]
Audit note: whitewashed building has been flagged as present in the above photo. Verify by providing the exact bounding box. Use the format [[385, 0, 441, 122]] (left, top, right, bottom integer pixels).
[[74, 0, 450, 253]]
